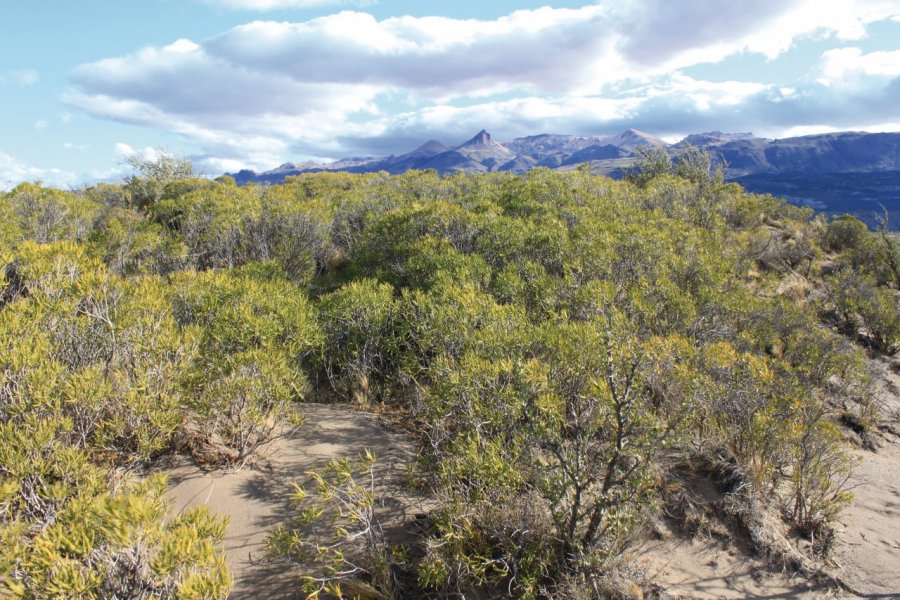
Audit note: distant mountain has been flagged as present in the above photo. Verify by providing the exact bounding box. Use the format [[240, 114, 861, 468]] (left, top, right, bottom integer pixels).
[[705, 132, 900, 227], [713, 132, 900, 176], [452, 130, 516, 167], [676, 131, 756, 147], [227, 129, 900, 227], [504, 133, 601, 157], [604, 129, 667, 152], [405, 139, 450, 158], [562, 144, 624, 166], [229, 127, 666, 183]]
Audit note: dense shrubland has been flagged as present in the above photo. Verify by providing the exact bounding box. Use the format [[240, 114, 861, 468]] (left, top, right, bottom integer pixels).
[[0, 151, 897, 597]]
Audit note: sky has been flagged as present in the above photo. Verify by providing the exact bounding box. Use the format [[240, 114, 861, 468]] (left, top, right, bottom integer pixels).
[[2, 0, 900, 188]]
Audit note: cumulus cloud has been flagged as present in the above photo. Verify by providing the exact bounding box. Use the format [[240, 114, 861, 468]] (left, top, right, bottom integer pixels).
[[66, 1, 900, 169], [114, 142, 156, 160], [0, 151, 76, 190], [203, 8, 616, 95], [818, 47, 900, 85]]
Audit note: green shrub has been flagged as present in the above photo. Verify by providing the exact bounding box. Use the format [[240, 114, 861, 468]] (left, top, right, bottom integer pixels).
[[317, 278, 401, 403], [823, 215, 869, 253], [4, 183, 99, 244], [173, 268, 321, 463], [266, 451, 400, 599], [827, 268, 900, 354]]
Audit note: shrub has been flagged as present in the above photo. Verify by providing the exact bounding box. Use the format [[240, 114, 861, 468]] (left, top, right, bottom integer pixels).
[[4, 183, 98, 244], [827, 268, 900, 354], [823, 215, 869, 253], [0, 422, 231, 598], [317, 279, 401, 404], [785, 402, 854, 548], [174, 268, 321, 463], [266, 451, 401, 598]]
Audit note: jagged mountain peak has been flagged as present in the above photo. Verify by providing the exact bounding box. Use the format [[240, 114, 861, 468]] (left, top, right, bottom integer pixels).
[[447, 129, 515, 168], [462, 129, 493, 146]]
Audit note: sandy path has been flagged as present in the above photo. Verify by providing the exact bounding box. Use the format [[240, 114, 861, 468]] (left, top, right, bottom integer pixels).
[[157, 360, 900, 599], [162, 404, 422, 599], [834, 443, 900, 598], [832, 356, 900, 598]]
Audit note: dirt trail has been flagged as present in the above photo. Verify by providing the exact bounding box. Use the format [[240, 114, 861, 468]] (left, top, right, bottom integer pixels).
[[161, 404, 423, 599], [834, 443, 900, 598], [831, 355, 900, 598]]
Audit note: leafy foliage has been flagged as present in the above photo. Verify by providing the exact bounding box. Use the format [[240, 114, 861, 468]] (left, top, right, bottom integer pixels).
[[2, 155, 892, 597], [266, 450, 401, 599], [173, 264, 321, 463]]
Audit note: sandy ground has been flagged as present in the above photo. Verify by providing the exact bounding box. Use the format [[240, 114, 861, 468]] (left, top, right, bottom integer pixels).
[[637, 535, 831, 599], [637, 356, 900, 600], [831, 355, 900, 598], [635, 516, 835, 600], [161, 404, 424, 599], [833, 442, 900, 598]]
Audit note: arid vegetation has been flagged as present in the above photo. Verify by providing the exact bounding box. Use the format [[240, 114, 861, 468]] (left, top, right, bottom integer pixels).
[[1, 152, 897, 598]]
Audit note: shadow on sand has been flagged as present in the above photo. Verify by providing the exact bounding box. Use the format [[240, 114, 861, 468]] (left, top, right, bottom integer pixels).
[[160, 403, 426, 599]]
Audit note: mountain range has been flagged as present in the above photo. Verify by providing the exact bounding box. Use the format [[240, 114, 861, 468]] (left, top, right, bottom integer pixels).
[[228, 129, 900, 227]]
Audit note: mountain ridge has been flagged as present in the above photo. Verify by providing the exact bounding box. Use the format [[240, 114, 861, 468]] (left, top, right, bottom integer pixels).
[[227, 129, 900, 226]]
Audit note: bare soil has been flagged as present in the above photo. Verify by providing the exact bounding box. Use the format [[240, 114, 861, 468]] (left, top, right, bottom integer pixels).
[[831, 355, 900, 598], [637, 355, 900, 599], [161, 404, 425, 599], [637, 535, 830, 599]]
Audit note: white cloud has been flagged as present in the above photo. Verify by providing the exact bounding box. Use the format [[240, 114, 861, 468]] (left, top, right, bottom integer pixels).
[[113, 143, 164, 162], [778, 124, 844, 137], [728, 0, 900, 58], [818, 47, 900, 85], [779, 122, 900, 137], [196, 155, 252, 173], [0, 151, 77, 190], [65, 1, 900, 169], [33, 120, 49, 131], [113, 142, 136, 157], [202, 8, 620, 95]]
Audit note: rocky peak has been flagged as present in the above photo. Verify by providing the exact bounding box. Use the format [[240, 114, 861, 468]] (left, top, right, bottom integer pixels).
[[464, 129, 492, 146]]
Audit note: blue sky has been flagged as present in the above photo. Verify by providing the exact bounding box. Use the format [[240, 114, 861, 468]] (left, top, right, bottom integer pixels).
[[2, 0, 900, 187]]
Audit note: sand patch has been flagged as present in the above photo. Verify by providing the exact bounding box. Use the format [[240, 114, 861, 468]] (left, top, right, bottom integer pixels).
[[637, 355, 900, 600], [831, 355, 900, 598], [155, 359, 900, 599], [833, 443, 900, 598], [636, 535, 828, 599], [161, 404, 424, 599]]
